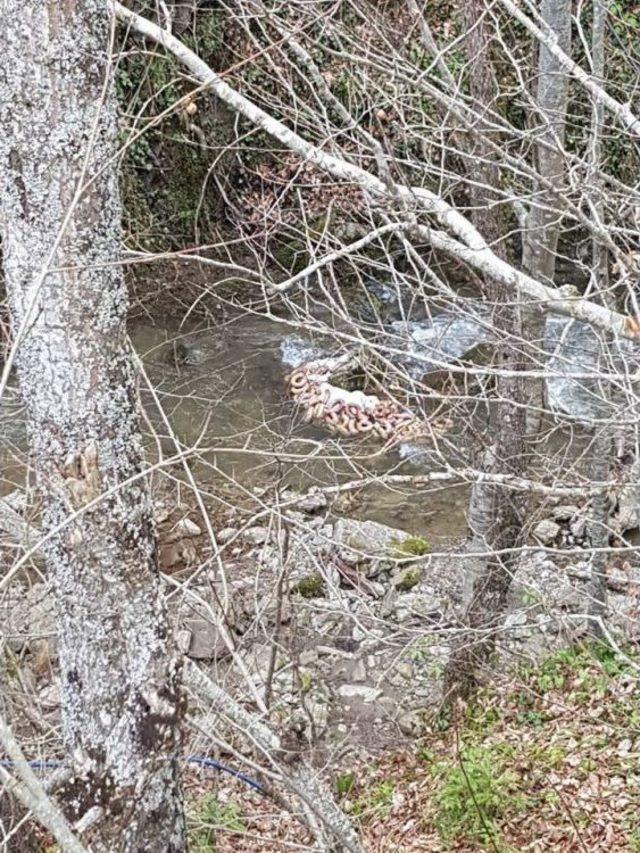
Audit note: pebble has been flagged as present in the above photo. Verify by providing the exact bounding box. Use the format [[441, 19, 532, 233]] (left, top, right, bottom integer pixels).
[[350, 659, 367, 683], [173, 518, 201, 538], [396, 662, 413, 680]]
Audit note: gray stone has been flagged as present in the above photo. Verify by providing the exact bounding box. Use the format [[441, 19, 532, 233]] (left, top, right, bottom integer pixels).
[[180, 618, 229, 661], [316, 645, 354, 659], [337, 684, 382, 703], [369, 581, 386, 598], [244, 526, 268, 545], [533, 519, 561, 545], [503, 611, 534, 640], [380, 588, 398, 618], [39, 681, 60, 710], [352, 624, 367, 642], [570, 517, 587, 539], [553, 505, 579, 522], [334, 518, 414, 568], [349, 659, 367, 683], [396, 662, 413, 681], [299, 648, 319, 666], [307, 698, 329, 734], [175, 628, 192, 655], [2, 489, 27, 513], [607, 568, 629, 593], [217, 527, 237, 543], [398, 709, 426, 736], [392, 566, 423, 591], [296, 490, 328, 513], [173, 517, 201, 538]]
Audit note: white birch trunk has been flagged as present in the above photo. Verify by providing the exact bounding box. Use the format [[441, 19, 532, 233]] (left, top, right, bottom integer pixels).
[[0, 3, 185, 849]]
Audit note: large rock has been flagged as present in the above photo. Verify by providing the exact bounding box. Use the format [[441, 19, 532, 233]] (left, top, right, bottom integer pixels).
[[176, 617, 230, 661], [257, 523, 339, 595], [333, 518, 421, 577], [533, 519, 561, 545]]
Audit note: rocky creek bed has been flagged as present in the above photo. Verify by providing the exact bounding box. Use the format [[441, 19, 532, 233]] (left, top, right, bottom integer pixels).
[[3, 480, 640, 765], [2, 288, 640, 847]]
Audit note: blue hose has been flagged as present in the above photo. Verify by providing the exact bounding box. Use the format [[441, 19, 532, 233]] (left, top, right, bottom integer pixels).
[[0, 756, 265, 792]]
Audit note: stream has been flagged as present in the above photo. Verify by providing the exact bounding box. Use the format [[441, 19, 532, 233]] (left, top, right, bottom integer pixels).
[[131, 315, 470, 544], [1, 289, 636, 548]]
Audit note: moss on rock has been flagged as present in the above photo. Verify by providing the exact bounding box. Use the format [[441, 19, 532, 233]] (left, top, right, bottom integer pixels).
[[296, 572, 325, 598]]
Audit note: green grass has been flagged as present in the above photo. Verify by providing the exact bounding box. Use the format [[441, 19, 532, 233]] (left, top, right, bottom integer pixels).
[[432, 743, 527, 848]]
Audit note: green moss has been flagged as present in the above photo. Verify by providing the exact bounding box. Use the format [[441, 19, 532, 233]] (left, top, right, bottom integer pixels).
[[299, 670, 313, 693], [392, 535, 432, 557], [351, 780, 396, 821], [116, 9, 232, 251], [296, 572, 325, 598], [396, 568, 423, 591]]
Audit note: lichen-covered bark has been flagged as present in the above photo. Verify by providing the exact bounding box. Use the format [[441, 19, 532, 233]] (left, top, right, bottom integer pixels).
[[0, 3, 185, 849]]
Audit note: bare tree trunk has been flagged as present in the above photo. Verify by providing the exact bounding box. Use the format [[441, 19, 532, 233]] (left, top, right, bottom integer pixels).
[[522, 0, 572, 435], [0, 3, 185, 850], [587, 428, 611, 634], [444, 0, 528, 701], [522, 0, 572, 283], [590, 0, 609, 300], [586, 0, 611, 633]]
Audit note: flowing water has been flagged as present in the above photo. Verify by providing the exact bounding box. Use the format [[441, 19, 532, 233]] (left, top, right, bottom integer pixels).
[[131, 315, 469, 544], [2, 287, 634, 547]]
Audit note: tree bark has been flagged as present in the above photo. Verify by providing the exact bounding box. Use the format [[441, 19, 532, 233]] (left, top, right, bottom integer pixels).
[[522, 0, 572, 283], [0, 3, 185, 850], [443, 0, 528, 701], [521, 0, 572, 434], [587, 428, 611, 635], [586, 0, 611, 633]]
